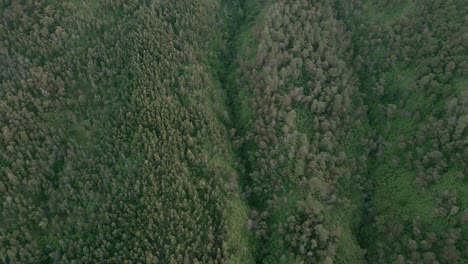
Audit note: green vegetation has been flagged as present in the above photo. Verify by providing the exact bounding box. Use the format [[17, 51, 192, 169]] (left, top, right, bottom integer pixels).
[[341, 0, 467, 262], [1, 0, 466, 263]]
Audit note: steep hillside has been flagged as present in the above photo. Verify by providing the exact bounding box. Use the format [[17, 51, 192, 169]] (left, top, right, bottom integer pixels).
[[227, 0, 369, 262], [0, 0, 252, 262], [0, 0, 466, 263], [339, 0, 468, 262]]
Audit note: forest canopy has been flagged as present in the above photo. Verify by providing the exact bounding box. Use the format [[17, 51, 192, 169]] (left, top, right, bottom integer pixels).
[[0, 0, 466, 263]]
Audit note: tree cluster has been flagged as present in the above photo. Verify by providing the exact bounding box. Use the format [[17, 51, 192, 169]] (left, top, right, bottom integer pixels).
[[233, 0, 369, 262], [0, 0, 240, 263], [340, 0, 467, 262]]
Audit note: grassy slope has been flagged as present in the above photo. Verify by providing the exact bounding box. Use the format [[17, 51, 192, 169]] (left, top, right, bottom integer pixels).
[[206, 1, 261, 262]]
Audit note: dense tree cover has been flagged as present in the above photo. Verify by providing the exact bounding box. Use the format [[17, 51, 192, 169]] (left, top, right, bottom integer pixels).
[[0, 0, 466, 263], [337, 0, 468, 263], [228, 0, 369, 262], [0, 0, 253, 263]]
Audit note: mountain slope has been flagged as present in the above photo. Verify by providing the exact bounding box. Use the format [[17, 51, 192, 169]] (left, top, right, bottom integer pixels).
[[338, 0, 468, 262], [0, 0, 466, 263], [227, 0, 369, 262], [0, 1, 251, 262]]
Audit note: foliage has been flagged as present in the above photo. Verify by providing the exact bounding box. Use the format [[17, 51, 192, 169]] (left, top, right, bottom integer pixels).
[[0, 0, 466, 263], [0, 0, 249, 262], [338, 0, 468, 262]]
